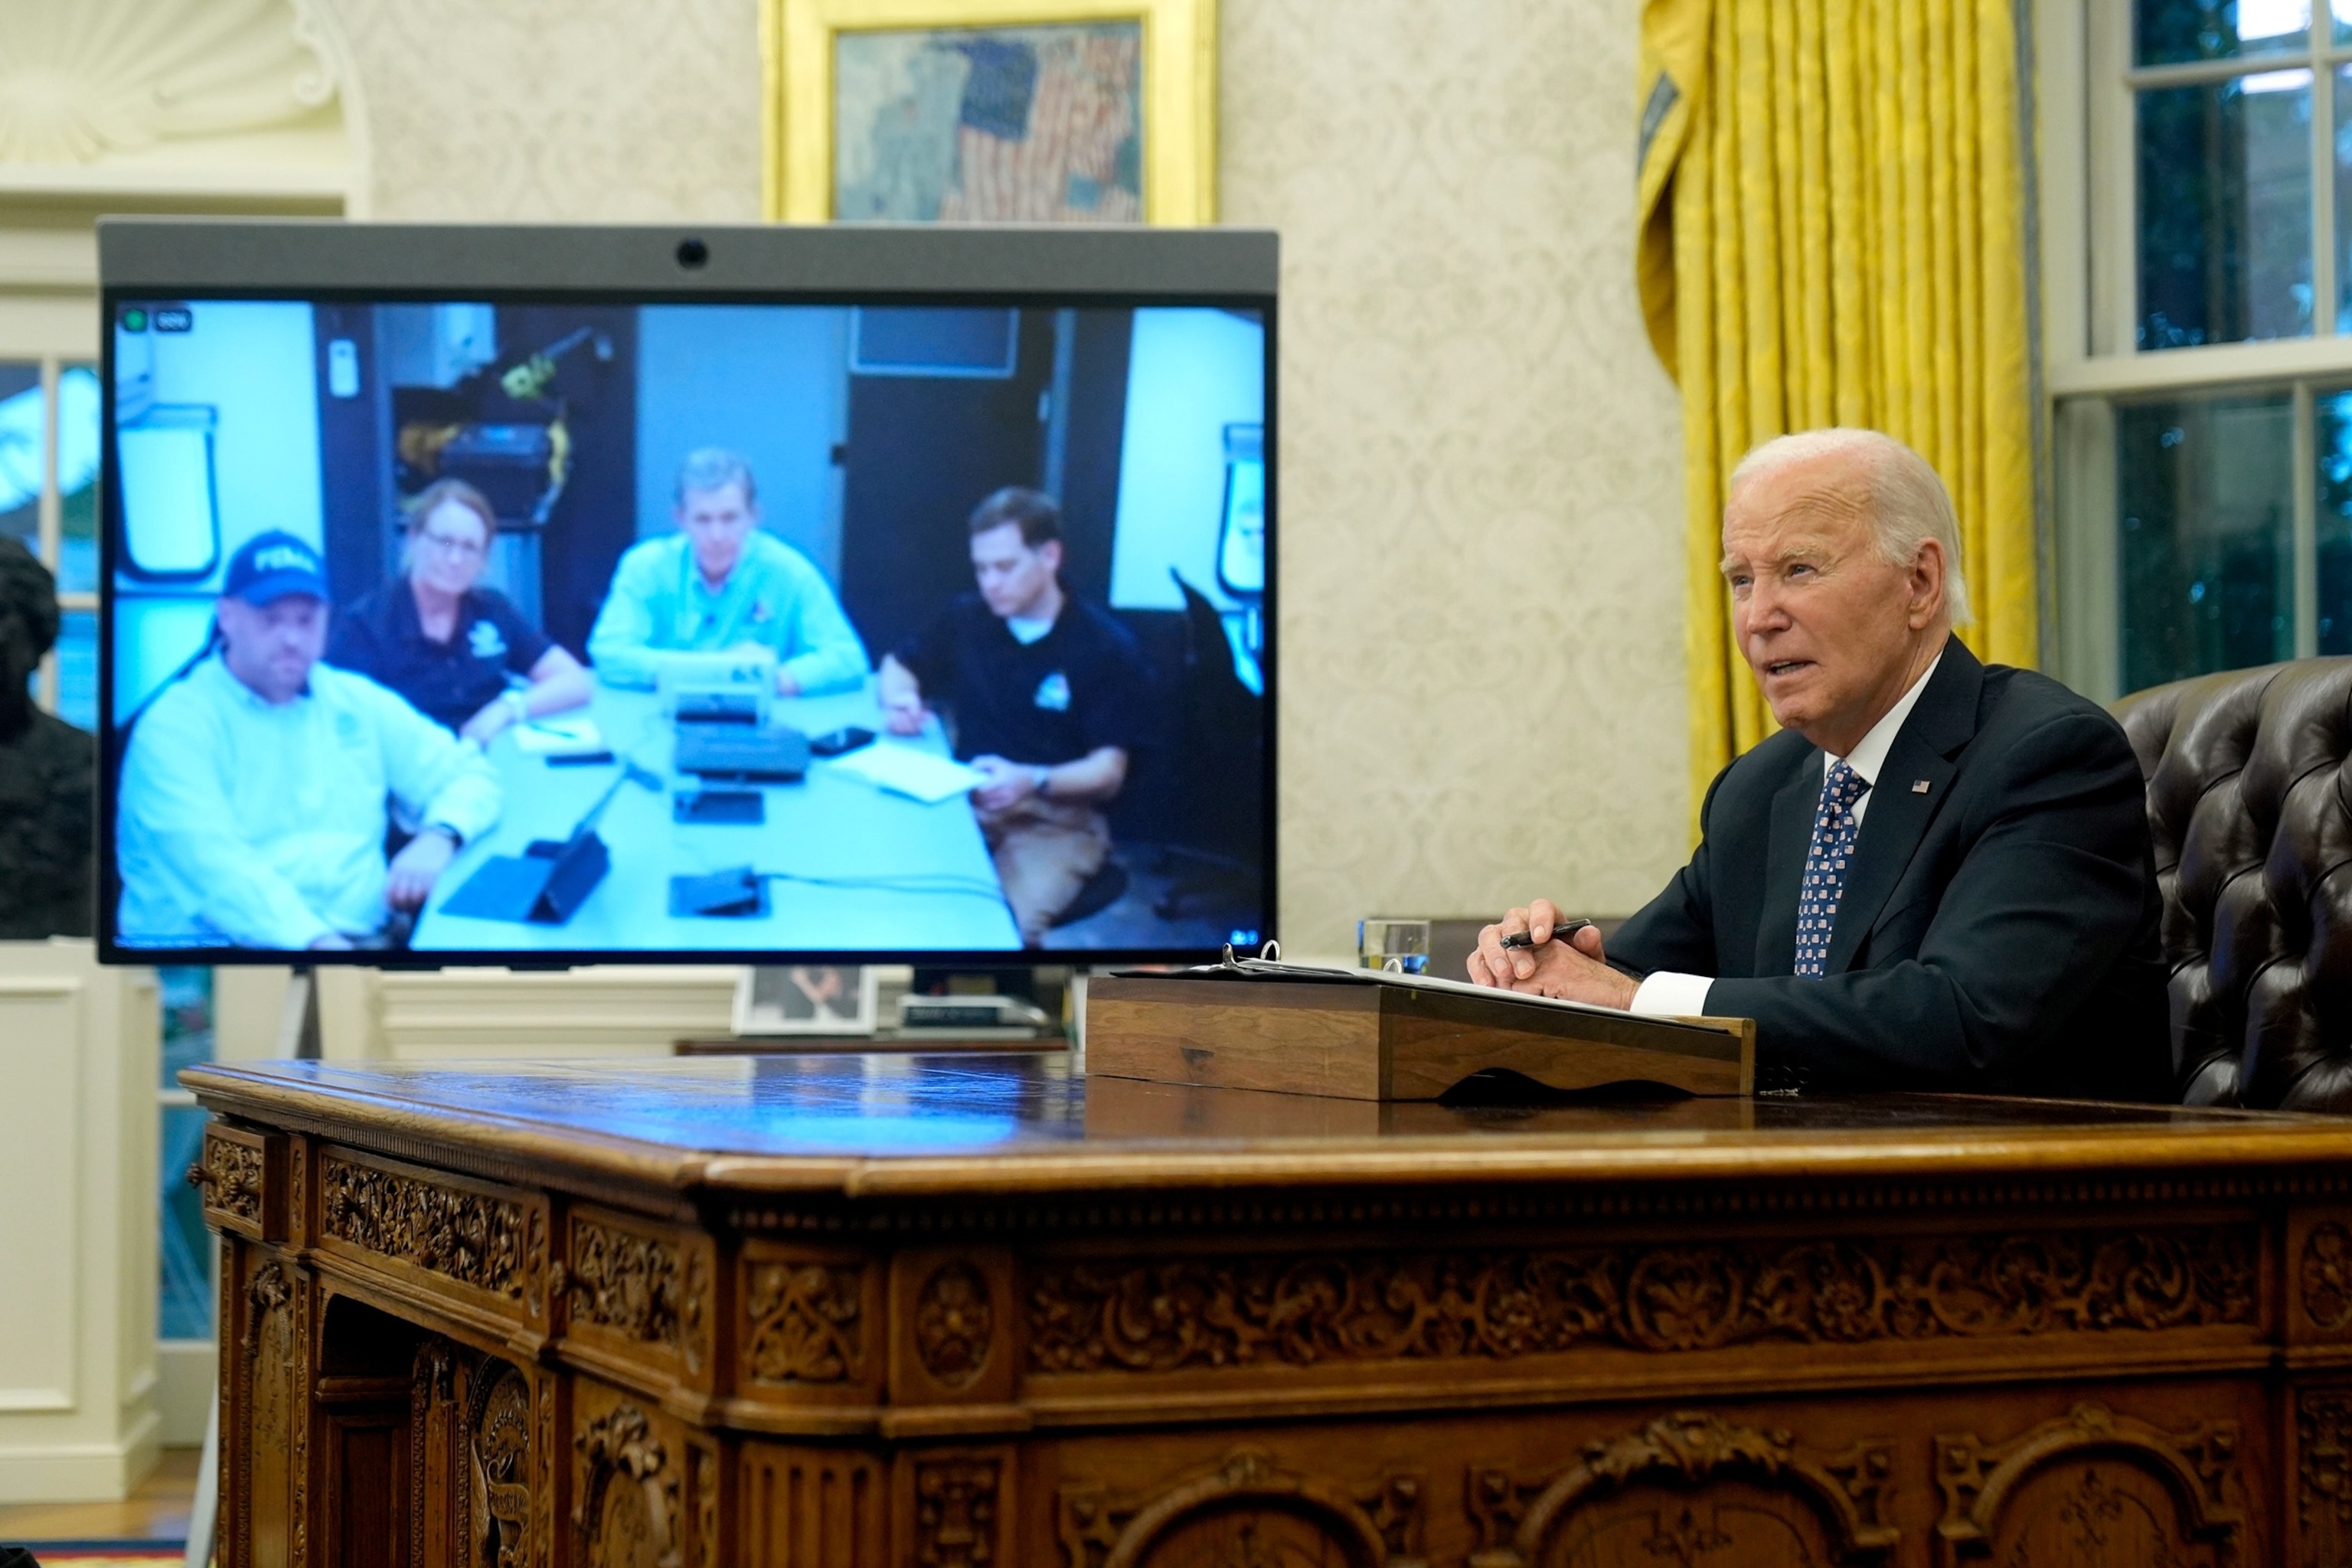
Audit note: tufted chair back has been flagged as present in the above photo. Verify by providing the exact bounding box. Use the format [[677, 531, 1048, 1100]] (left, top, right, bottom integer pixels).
[[2112, 660, 2352, 1112]]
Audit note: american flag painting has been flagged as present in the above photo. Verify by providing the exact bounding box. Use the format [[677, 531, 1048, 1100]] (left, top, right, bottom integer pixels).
[[834, 24, 1144, 224]]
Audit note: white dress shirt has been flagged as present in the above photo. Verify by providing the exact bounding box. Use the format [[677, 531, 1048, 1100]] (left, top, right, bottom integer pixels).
[[1628, 653, 1944, 1019], [117, 655, 502, 949]]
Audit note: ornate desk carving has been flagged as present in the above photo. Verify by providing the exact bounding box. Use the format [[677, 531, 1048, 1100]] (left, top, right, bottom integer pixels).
[[186, 1054, 2352, 1567]]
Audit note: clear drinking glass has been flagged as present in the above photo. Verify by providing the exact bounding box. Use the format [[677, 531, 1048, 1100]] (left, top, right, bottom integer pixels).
[[1358, 917, 1430, 975]]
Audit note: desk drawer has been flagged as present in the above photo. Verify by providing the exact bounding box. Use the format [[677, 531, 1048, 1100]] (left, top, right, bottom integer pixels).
[[191, 1122, 286, 1242]]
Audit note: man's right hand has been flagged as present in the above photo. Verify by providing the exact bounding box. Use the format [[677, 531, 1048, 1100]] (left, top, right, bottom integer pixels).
[[1471, 897, 1575, 987], [880, 691, 926, 735], [876, 655, 928, 735], [1468, 899, 1635, 1009]]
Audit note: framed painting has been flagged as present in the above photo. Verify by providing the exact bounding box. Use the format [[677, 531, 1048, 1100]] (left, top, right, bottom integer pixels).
[[733, 965, 884, 1035], [763, 0, 1216, 224]]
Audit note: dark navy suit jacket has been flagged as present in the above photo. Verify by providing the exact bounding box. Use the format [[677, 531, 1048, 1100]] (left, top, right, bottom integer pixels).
[[1611, 637, 2172, 1099]]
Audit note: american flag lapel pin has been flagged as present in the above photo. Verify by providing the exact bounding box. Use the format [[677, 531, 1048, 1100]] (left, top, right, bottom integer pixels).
[[1911, 779, 1931, 794]]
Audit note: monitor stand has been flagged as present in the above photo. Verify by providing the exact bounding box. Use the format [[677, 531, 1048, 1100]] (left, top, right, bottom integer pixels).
[[279, 966, 322, 1060]]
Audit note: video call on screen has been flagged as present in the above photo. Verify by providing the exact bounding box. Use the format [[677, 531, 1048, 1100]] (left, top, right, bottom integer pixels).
[[103, 298, 1270, 960]]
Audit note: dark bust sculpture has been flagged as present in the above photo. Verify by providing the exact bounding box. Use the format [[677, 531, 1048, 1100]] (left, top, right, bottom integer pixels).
[[0, 537, 93, 939]]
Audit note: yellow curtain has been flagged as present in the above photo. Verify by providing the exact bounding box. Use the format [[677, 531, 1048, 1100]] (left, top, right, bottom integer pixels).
[[1635, 0, 2036, 815]]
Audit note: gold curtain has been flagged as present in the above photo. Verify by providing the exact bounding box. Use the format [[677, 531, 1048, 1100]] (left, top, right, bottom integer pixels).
[[1635, 0, 2036, 814]]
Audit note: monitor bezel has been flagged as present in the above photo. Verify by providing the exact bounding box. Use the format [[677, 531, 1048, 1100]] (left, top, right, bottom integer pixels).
[[95, 220, 1278, 969]]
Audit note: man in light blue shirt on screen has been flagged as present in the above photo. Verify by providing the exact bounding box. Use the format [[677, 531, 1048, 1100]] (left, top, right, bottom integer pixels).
[[586, 449, 868, 695], [116, 531, 501, 951]]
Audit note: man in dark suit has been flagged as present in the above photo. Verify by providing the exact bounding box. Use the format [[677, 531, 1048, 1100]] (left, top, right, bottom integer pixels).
[[1471, 428, 2170, 1099]]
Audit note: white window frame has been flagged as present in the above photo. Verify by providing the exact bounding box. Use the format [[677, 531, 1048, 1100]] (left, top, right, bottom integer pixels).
[[0, 307, 99, 714], [2040, 0, 2352, 698]]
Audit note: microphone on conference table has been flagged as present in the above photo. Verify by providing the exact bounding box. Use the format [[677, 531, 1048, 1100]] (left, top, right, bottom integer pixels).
[[1499, 918, 1594, 951]]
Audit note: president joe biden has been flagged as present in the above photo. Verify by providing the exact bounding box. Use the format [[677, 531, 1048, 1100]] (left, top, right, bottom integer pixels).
[[1472, 427, 2171, 1099]]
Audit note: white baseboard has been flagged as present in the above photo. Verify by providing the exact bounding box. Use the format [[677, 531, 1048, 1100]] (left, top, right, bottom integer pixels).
[[373, 965, 740, 1057], [156, 1341, 214, 1448], [0, 1406, 162, 1503]]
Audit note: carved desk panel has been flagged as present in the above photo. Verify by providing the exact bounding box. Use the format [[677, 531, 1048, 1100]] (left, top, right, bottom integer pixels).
[[185, 1053, 2352, 1567]]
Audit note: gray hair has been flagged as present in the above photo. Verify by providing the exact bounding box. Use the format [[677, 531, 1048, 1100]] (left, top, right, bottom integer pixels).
[[1728, 427, 1971, 626], [675, 447, 757, 505]]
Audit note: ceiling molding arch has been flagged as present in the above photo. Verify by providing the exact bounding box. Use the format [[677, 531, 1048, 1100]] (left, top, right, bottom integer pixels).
[[0, 0, 364, 211]]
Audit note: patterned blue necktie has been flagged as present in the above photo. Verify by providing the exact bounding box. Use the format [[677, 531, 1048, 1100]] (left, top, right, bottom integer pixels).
[[1792, 760, 1869, 978]]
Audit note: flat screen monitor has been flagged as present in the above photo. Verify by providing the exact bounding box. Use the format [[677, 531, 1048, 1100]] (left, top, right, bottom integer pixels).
[[96, 220, 1276, 965]]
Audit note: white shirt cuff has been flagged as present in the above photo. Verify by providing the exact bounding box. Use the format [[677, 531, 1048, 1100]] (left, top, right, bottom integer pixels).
[[1629, 970, 1715, 1018]]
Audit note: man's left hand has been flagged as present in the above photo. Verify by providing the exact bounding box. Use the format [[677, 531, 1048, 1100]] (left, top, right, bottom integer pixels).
[[386, 828, 459, 910], [459, 700, 514, 746], [1469, 900, 1638, 1009], [968, 755, 1033, 811]]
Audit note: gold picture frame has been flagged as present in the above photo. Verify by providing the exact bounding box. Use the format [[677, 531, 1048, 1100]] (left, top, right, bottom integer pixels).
[[763, 0, 1217, 224]]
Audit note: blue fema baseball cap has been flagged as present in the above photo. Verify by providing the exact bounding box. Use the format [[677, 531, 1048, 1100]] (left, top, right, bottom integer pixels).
[[221, 531, 329, 605]]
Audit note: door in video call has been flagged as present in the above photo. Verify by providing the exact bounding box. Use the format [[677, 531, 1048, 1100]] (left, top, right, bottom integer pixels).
[[102, 299, 1271, 962]]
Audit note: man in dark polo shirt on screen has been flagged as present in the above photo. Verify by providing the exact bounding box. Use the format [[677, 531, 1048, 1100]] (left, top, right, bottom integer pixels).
[[879, 488, 1155, 942]]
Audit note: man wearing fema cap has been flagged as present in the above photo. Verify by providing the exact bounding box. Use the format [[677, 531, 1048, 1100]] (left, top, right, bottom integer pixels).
[[116, 531, 501, 949]]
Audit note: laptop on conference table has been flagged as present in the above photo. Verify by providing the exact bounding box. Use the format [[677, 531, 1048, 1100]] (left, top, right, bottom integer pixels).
[[656, 648, 774, 724]]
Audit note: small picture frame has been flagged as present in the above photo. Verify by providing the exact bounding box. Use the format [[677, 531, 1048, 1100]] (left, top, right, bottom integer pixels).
[[733, 965, 883, 1035]]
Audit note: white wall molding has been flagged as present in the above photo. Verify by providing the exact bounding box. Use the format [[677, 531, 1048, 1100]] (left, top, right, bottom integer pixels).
[[0, 1391, 74, 1415], [366, 966, 740, 1059], [0, 940, 158, 1502], [0, 1410, 164, 1503], [0, 0, 358, 202], [155, 1341, 214, 1449]]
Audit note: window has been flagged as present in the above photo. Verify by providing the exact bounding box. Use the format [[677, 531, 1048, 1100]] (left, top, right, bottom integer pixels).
[[1, 358, 100, 727], [2043, 1, 2352, 698], [157, 969, 216, 1341]]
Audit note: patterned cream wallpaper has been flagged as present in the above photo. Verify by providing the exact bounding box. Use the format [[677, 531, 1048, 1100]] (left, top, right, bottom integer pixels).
[[332, 0, 766, 221], [324, 0, 1690, 956]]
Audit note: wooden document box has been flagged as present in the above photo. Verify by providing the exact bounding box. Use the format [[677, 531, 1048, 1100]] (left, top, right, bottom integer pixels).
[[1085, 970, 1755, 1099]]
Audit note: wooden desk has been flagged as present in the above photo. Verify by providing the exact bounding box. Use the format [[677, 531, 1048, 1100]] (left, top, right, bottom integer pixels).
[[185, 1054, 2352, 1567], [672, 1031, 1064, 1056]]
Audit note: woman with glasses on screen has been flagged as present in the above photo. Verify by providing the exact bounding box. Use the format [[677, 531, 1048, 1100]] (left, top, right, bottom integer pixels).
[[325, 478, 591, 744]]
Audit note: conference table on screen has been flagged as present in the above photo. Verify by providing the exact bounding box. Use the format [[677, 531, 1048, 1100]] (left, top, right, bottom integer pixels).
[[410, 678, 1022, 952]]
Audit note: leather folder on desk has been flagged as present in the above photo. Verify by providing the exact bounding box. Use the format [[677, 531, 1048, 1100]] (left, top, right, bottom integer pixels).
[[1086, 959, 1754, 1100]]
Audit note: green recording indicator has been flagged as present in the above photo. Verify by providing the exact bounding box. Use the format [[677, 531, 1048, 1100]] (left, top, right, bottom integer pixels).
[[122, 308, 149, 332]]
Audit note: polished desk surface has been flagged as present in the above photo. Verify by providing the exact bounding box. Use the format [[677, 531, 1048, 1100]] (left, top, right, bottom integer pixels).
[[183, 1051, 2352, 1197], [413, 680, 1021, 952]]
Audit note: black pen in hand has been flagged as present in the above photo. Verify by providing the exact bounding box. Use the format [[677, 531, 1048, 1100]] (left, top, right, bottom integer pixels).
[[1499, 918, 1594, 950]]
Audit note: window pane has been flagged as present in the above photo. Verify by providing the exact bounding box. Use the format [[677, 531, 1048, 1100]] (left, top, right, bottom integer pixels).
[[2138, 70, 2315, 349], [0, 361, 37, 562], [57, 364, 96, 594], [2118, 393, 2296, 689], [158, 969, 214, 1341], [2315, 387, 2352, 652], [2140, 0, 2311, 64], [2334, 0, 2352, 45], [2339, 68, 2352, 332], [54, 609, 95, 730], [158, 966, 214, 1090], [159, 1103, 213, 1340]]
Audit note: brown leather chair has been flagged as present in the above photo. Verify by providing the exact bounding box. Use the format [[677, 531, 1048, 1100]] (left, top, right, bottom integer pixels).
[[2112, 659, 2352, 1112]]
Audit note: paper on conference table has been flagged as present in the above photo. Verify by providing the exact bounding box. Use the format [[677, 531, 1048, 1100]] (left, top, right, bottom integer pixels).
[[825, 742, 985, 805]]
